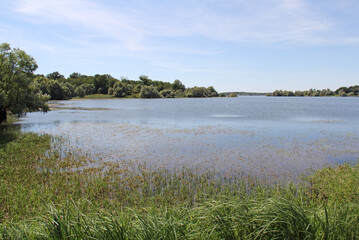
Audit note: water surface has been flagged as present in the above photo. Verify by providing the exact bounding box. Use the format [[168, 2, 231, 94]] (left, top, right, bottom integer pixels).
[[19, 96, 359, 181]]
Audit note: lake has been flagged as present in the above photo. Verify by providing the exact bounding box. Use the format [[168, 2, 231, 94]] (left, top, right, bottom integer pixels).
[[19, 96, 359, 181]]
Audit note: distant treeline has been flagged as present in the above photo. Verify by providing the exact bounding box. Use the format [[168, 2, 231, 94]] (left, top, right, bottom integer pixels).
[[220, 92, 266, 97], [266, 85, 359, 97], [32, 72, 220, 100]]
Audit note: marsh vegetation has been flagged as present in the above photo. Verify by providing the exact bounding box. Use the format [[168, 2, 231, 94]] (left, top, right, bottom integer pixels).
[[0, 129, 358, 239]]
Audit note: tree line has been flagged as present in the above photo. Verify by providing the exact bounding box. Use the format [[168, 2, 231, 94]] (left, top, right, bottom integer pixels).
[[0, 43, 220, 123], [33, 72, 219, 100], [266, 86, 359, 97]]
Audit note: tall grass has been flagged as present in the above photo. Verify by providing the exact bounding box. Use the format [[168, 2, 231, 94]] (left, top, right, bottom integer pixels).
[[0, 129, 358, 239]]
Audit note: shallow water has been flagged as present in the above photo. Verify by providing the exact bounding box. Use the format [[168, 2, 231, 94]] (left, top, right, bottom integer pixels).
[[19, 96, 359, 181]]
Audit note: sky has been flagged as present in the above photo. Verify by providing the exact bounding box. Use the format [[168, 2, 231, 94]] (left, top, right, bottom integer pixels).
[[1, 0, 359, 92]]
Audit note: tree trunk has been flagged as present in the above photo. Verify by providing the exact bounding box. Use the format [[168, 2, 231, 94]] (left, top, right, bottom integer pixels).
[[0, 109, 7, 124]]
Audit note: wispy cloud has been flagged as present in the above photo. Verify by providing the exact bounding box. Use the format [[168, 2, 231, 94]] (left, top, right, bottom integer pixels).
[[4, 0, 359, 74], [11, 0, 350, 48]]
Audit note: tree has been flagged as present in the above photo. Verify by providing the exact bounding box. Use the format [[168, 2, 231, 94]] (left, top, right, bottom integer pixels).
[[140, 85, 160, 98], [172, 79, 185, 91], [185, 87, 209, 97], [46, 71, 65, 80], [69, 72, 81, 79], [112, 81, 132, 98], [207, 86, 219, 97], [139, 75, 151, 86], [74, 85, 86, 97], [48, 80, 65, 100], [94, 74, 112, 94], [160, 89, 175, 98], [0, 43, 48, 123]]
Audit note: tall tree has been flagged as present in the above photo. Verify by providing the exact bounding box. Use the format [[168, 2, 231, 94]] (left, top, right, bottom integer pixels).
[[0, 43, 48, 123], [46, 71, 64, 80]]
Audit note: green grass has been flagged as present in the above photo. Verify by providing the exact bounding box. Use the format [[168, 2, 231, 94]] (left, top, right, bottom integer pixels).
[[0, 129, 358, 239]]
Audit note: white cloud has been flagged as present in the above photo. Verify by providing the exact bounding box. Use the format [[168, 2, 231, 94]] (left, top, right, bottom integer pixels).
[[5, 0, 359, 73], [11, 0, 338, 47]]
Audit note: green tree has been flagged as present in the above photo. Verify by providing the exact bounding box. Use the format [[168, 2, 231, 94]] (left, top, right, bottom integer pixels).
[[48, 80, 68, 100], [139, 75, 151, 86], [94, 74, 112, 94], [140, 85, 160, 98], [112, 82, 132, 98], [79, 84, 95, 95], [207, 86, 219, 97], [172, 79, 185, 91], [74, 85, 86, 97], [0, 43, 48, 123], [46, 71, 65, 80], [185, 87, 209, 97], [160, 89, 175, 98], [69, 72, 81, 79]]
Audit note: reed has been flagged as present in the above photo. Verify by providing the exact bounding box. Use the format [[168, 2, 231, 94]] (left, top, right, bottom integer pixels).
[[0, 130, 358, 239]]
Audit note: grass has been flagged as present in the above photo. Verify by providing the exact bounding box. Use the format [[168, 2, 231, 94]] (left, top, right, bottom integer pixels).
[[0, 128, 358, 239]]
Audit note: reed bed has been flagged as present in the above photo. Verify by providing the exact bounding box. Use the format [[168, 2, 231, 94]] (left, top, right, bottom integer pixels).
[[0, 130, 358, 239]]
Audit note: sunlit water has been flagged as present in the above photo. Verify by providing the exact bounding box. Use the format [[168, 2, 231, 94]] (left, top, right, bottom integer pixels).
[[19, 96, 359, 181]]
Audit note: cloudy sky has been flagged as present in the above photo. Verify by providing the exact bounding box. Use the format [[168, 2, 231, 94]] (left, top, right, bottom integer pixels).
[[1, 0, 359, 92]]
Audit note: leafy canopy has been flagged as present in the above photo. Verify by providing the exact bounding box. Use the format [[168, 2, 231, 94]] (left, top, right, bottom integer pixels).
[[0, 43, 48, 122]]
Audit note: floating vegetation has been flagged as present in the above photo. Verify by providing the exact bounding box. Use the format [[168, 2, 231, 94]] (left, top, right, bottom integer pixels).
[[25, 121, 358, 183]]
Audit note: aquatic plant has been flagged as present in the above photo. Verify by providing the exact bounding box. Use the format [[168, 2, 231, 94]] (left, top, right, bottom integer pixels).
[[1, 130, 359, 239]]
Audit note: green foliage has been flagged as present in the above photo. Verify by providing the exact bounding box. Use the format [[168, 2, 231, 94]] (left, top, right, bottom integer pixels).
[[80, 83, 95, 95], [1, 131, 359, 238], [185, 86, 219, 98], [172, 79, 185, 91], [0, 43, 48, 123], [267, 86, 359, 97], [47, 80, 72, 100], [207, 86, 219, 97], [69, 72, 81, 79], [46, 71, 65, 80], [74, 85, 86, 98], [338, 89, 347, 97], [308, 162, 359, 202], [38, 71, 219, 100], [160, 89, 175, 98], [139, 75, 151, 86], [0, 91, 5, 107], [111, 81, 132, 98], [140, 85, 161, 98], [94, 74, 115, 94], [228, 93, 237, 97]]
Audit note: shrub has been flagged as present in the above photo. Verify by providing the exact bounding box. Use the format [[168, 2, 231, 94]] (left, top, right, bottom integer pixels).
[[160, 89, 175, 98], [140, 86, 160, 98]]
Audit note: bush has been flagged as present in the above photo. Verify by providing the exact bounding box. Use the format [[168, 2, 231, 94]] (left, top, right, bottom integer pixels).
[[112, 82, 132, 98], [140, 86, 160, 98], [74, 86, 85, 98], [160, 89, 175, 98]]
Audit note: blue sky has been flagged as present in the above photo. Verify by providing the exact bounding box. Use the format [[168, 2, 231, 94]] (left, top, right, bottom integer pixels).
[[1, 0, 359, 92]]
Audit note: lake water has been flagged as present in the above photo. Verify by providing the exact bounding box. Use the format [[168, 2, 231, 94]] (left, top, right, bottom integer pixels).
[[19, 96, 359, 181]]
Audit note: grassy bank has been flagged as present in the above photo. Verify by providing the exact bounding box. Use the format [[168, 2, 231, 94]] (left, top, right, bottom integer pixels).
[[0, 128, 358, 239]]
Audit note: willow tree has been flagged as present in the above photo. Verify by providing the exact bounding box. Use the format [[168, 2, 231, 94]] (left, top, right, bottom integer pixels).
[[0, 43, 48, 123]]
